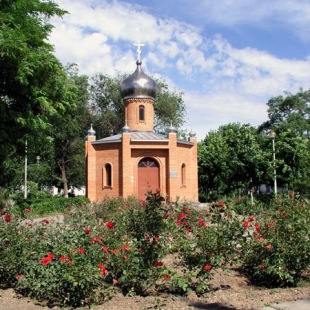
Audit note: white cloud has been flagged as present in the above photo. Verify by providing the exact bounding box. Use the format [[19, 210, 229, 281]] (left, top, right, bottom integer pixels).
[[49, 0, 310, 140], [184, 91, 268, 140]]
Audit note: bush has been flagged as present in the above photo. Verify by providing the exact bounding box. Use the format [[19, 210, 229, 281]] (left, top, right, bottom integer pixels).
[[240, 198, 310, 287]]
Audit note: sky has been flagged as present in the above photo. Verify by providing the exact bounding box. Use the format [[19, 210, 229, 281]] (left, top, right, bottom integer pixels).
[[49, 0, 310, 140]]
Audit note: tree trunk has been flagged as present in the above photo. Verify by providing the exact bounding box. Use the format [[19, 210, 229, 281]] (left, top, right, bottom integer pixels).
[[60, 164, 68, 198]]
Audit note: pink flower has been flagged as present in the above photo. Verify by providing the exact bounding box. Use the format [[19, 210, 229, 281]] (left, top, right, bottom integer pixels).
[[113, 279, 119, 285], [266, 244, 272, 250], [41, 219, 49, 224], [259, 264, 265, 269], [106, 222, 114, 229], [253, 231, 259, 237]]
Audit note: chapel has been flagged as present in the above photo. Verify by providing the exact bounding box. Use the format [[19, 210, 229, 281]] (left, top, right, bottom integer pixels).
[[85, 48, 198, 202]]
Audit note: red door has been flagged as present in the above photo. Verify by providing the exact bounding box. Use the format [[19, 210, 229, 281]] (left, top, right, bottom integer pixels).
[[138, 157, 159, 200]]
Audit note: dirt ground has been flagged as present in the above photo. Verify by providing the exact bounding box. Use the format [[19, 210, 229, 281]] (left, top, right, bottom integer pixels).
[[1, 267, 309, 310]]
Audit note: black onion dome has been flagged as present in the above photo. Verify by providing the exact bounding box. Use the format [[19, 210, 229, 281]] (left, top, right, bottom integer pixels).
[[120, 61, 157, 100]]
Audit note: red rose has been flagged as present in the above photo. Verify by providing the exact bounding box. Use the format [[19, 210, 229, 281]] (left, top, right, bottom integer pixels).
[[243, 221, 250, 229], [198, 219, 206, 227], [77, 247, 86, 254], [203, 264, 212, 271], [259, 264, 265, 269], [155, 260, 163, 267], [84, 228, 92, 234], [91, 237, 102, 243], [102, 246, 109, 254], [98, 263, 108, 276], [164, 274, 170, 280], [3, 213, 11, 222], [120, 245, 130, 251], [249, 216, 255, 222], [218, 201, 225, 207], [59, 255, 68, 261], [39, 253, 54, 266], [106, 222, 114, 229]]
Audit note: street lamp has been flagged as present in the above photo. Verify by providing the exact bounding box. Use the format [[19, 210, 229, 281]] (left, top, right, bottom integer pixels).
[[24, 140, 28, 199], [269, 131, 277, 197]]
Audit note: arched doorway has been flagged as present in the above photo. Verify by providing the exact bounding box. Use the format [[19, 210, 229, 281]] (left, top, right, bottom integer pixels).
[[138, 157, 159, 200]]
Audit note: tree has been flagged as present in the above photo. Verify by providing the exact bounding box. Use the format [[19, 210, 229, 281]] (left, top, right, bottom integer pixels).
[[259, 89, 310, 138], [89, 74, 186, 139], [154, 78, 186, 129], [89, 74, 125, 138], [0, 0, 73, 186], [198, 123, 269, 197], [49, 64, 92, 197], [259, 89, 310, 193], [271, 131, 310, 190]]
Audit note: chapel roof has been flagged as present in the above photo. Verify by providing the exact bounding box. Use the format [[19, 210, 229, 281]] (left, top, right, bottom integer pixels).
[[91, 131, 194, 145], [120, 61, 157, 100]]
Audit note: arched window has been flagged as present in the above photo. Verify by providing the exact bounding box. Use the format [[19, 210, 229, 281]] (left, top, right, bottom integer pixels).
[[181, 163, 186, 187], [103, 163, 112, 187], [139, 105, 145, 121]]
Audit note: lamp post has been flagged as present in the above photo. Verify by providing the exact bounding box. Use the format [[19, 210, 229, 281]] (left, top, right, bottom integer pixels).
[[24, 140, 28, 199], [269, 131, 277, 197]]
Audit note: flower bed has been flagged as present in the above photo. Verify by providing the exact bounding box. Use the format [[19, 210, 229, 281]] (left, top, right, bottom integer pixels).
[[0, 192, 309, 307]]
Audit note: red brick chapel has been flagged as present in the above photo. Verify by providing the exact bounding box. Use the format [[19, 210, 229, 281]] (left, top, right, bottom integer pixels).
[[85, 46, 198, 202]]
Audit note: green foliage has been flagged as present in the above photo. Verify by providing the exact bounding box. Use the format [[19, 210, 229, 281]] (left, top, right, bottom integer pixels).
[[199, 123, 270, 195], [11, 192, 89, 217], [240, 198, 310, 287], [154, 78, 186, 129], [0, 0, 73, 187], [173, 201, 243, 295], [259, 89, 310, 138], [273, 131, 310, 189]]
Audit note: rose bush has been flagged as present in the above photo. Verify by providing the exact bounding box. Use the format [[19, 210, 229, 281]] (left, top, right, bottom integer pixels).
[[240, 198, 310, 287], [0, 194, 309, 307]]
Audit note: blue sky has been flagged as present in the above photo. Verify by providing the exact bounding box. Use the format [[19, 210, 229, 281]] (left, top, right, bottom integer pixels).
[[50, 0, 310, 140]]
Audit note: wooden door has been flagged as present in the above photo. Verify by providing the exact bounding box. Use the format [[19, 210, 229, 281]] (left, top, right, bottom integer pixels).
[[138, 157, 159, 200]]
